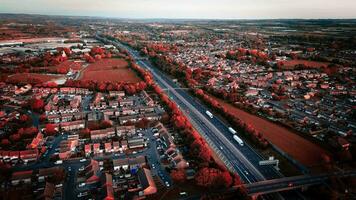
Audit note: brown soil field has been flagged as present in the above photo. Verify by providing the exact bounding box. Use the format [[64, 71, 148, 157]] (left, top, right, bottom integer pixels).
[[80, 59, 141, 83], [281, 60, 330, 69], [208, 94, 329, 167], [6, 73, 64, 83]]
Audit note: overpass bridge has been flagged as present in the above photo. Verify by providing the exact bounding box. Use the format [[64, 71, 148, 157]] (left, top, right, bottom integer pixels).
[[235, 170, 356, 196]]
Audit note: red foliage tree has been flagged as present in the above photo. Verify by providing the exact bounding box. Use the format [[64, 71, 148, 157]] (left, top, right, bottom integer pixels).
[[90, 46, 105, 55], [23, 126, 38, 137], [195, 167, 221, 188], [45, 124, 57, 136], [1, 139, 10, 147], [19, 114, 30, 122], [170, 169, 186, 184], [30, 98, 45, 111], [10, 133, 21, 142], [100, 120, 113, 129], [79, 128, 91, 138]]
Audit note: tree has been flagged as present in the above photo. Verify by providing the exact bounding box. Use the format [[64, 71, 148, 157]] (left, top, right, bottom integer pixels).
[[195, 167, 232, 189], [19, 114, 30, 123], [23, 126, 38, 137], [100, 120, 112, 129], [30, 98, 45, 111], [45, 124, 57, 136], [170, 169, 186, 184], [90, 46, 105, 55], [10, 133, 21, 142], [1, 139, 10, 147], [135, 118, 150, 129], [79, 128, 91, 138], [216, 171, 233, 188]]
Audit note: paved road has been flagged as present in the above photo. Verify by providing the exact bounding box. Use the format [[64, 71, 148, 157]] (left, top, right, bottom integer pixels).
[[97, 35, 317, 199], [97, 36, 298, 199], [107, 38, 274, 182]]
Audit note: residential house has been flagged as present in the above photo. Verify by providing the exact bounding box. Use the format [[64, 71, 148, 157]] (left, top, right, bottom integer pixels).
[[11, 170, 33, 185]]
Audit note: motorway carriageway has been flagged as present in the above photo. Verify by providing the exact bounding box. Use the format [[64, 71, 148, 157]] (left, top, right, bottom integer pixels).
[[124, 45, 281, 183], [101, 37, 306, 199]]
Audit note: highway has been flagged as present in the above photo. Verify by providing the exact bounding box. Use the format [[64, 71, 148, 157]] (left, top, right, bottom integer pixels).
[[98, 36, 285, 182]]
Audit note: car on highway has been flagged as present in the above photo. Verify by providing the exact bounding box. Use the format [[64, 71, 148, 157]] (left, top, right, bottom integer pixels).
[[78, 182, 86, 187], [180, 192, 188, 197], [55, 160, 63, 165], [219, 146, 223, 150], [78, 166, 85, 171], [165, 181, 170, 187], [77, 192, 88, 198], [80, 158, 87, 162], [288, 182, 294, 187]]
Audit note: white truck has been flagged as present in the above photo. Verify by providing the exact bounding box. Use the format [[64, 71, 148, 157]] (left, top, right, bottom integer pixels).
[[228, 127, 237, 135], [54, 160, 63, 165], [205, 110, 213, 119], [233, 135, 244, 146]]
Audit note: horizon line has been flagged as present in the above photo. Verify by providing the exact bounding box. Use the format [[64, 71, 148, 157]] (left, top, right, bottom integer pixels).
[[1, 12, 356, 21]]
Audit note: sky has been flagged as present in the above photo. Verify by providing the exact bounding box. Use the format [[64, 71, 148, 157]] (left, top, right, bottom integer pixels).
[[0, 0, 355, 19]]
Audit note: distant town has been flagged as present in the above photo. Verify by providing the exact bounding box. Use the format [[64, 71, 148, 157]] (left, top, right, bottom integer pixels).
[[0, 14, 355, 200]]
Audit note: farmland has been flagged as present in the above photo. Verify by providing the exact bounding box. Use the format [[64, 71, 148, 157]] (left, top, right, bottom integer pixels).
[[6, 73, 64, 84], [207, 94, 329, 167], [79, 59, 141, 83], [280, 59, 330, 69]]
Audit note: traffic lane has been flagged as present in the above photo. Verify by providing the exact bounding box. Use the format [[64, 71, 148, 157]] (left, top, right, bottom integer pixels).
[[174, 88, 280, 179], [189, 111, 258, 183], [168, 86, 257, 183], [121, 43, 272, 182], [140, 61, 263, 180], [154, 69, 268, 180]]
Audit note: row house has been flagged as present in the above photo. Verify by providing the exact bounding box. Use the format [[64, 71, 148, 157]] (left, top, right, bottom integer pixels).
[[138, 106, 155, 114], [113, 156, 146, 171], [60, 120, 85, 131], [118, 113, 161, 125], [128, 137, 146, 149], [142, 91, 154, 106], [116, 125, 135, 137], [113, 141, 120, 152], [1, 149, 38, 162], [60, 112, 85, 122], [38, 167, 64, 183], [90, 127, 116, 141], [109, 90, 125, 97], [85, 144, 92, 156], [105, 142, 112, 153], [60, 87, 90, 95], [20, 149, 39, 163], [108, 100, 119, 108], [93, 143, 102, 154], [11, 170, 33, 186], [46, 113, 60, 123], [0, 150, 19, 161], [119, 99, 134, 107]]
